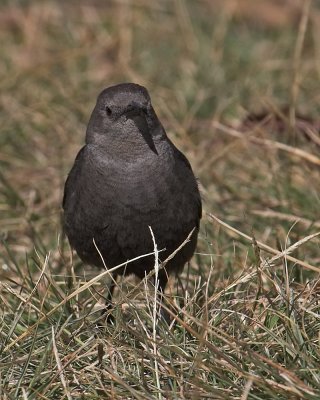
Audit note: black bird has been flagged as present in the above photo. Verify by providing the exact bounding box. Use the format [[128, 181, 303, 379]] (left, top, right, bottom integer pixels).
[[63, 83, 201, 319]]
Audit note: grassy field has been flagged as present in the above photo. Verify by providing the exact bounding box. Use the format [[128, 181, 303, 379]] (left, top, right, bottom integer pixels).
[[1, 0, 320, 398]]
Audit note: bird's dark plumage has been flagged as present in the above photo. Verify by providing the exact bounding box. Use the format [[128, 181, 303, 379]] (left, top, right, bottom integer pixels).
[[63, 83, 201, 315]]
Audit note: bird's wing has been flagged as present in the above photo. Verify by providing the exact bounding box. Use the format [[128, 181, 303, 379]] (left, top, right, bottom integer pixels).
[[62, 146, 86, 209], [173, 146, 192, 170], [174, 147, 202, 221]]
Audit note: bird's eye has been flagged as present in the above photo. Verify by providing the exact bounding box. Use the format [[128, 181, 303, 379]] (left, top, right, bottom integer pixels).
[[105, 106, 112, 116]]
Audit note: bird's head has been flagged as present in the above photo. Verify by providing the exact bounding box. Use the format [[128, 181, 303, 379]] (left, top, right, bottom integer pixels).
[[85, 83, 166, 155]]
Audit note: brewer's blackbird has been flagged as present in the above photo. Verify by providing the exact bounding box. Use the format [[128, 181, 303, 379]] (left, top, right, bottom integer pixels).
[[63, 83, 201, 318]]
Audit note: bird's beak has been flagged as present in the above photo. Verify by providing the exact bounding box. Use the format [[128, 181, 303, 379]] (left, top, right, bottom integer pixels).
[[124, 101, 146, 119], [125, 102, 158, 155]]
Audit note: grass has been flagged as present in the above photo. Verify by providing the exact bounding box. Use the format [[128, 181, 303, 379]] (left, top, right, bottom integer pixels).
[[0, 0, 320, 398]]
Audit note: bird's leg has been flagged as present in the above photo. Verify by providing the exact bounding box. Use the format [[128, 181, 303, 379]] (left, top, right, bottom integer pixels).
[[157, 270, 170, 324], [101, 273, 117, 323]]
